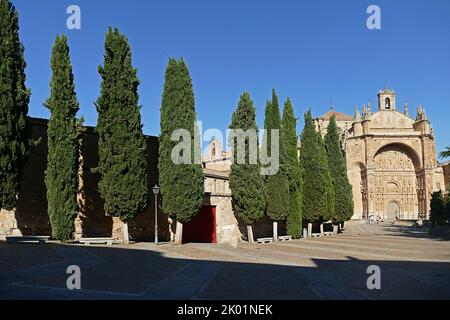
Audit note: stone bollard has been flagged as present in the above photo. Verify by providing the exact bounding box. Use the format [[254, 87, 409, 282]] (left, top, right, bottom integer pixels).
[[333, 224, 339, 235], [307, 223, 312, 238], [320, 223, 324, 236]]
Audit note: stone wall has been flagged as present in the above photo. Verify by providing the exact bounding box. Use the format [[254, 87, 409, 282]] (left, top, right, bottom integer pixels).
[[0, 118, 170, 242], [2, 118, 296, 243]]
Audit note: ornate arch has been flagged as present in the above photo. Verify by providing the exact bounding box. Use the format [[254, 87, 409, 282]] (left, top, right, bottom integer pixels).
[[373, 142, 422, 169]]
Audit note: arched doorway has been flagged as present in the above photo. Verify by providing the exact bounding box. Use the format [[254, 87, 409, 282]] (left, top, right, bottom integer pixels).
[[386, 201, 400, 221]]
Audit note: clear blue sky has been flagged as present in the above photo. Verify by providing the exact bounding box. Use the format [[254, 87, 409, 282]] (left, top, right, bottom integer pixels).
[[12, 0, 450, 154]]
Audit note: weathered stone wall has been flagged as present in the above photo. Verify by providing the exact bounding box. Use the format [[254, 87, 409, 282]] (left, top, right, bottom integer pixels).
[[0, 119, 51, 238], [0, 118, 170, 242]]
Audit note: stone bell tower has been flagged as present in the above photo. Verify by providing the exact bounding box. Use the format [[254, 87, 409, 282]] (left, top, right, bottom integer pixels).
[[378, 88, 396, 111]]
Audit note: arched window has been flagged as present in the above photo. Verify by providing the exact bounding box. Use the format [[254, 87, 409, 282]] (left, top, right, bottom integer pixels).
[[385, 97, 391, 109]]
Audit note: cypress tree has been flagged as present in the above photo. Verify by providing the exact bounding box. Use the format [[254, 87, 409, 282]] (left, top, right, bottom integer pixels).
[[430, 191, 445, 226], [96, 27, 148, 243], [44, 35, 81, 240], [264, 90, 289, 241], [318, 132, 335, 224], [281, 98, 302, 237], [324, 115, 354, 225], [299, 110, 334, 225], [228, 92, 266, 243], [158, 58, 204, 243], [0, 0, 30, 210]]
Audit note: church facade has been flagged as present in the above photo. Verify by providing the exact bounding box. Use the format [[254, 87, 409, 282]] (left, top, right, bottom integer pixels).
[[315, 88, 447, 221]]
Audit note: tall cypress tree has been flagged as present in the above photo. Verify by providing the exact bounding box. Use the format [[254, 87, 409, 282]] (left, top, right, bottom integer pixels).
[[0, 0, 30, 210], [96, 27, 148, 243], [158, 58, 204, 243], [324, 115, 354, 225], [318, 131, 335, 223], [264, 90, 289, 240], [281, 98, 302, 237], [299, 110, 334, 224], [44, 35, 80, 240], [228, 92, 266, 243]]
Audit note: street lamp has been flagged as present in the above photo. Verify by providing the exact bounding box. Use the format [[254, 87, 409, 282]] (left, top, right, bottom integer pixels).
[[152, 185, 160, 245]]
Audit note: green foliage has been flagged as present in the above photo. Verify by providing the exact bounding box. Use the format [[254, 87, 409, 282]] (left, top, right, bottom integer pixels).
[[281, 98, 302, 237], [96, 27, 148, 221], [299, 110, 335, 223], [264, 90, 289, 222], [44, 35, 81, 240], [430, 191, 447, 226], [318, 133, 335, 221], [158, 58, 204, 223], [0, 0, 30, 210], [439, 146, 450, 160], [324, 115, 354, 223], [446, 194, 450, 222], [228, 92, 266, 225]]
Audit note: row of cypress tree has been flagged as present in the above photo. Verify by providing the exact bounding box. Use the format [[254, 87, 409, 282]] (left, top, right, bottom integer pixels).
[[227, 91, 354, 242], [46, 27, 149, 242], [0, 0, 354, 242], [0, 0, 202, 242], [0, 0, 149, 241], [300, 111, 354, 230]]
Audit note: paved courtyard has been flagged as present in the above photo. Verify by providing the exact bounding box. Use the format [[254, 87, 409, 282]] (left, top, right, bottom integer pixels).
[[1, 223, 450, 299]]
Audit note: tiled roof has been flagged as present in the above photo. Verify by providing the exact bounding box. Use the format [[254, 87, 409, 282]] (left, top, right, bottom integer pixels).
[[317, 109, 354, 121]]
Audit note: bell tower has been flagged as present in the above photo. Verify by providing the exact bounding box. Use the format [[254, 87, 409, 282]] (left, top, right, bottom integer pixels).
[[378, 88, 396, 111]]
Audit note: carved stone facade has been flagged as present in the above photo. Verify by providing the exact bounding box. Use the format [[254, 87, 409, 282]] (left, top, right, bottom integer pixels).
[[317, 88, 446, 221]]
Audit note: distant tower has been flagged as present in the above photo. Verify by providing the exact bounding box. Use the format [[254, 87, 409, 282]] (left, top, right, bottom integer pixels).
[[378, 88, 396, 111]]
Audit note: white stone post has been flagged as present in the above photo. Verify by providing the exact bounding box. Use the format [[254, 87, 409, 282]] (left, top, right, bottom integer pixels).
[[174, 221, 183, 244], [247, 225, 254, 244], [273, 221, 278, 241]]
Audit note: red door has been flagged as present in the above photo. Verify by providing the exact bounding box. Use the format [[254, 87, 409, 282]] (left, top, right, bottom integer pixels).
[[182, 206, 216, 243]]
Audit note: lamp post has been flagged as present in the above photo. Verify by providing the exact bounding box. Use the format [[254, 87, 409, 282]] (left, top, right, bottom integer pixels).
[[152, 185, 160, 245]]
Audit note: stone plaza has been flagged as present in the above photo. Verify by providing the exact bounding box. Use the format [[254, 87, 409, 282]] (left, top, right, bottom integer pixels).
[[1, 222, 449, 299]]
